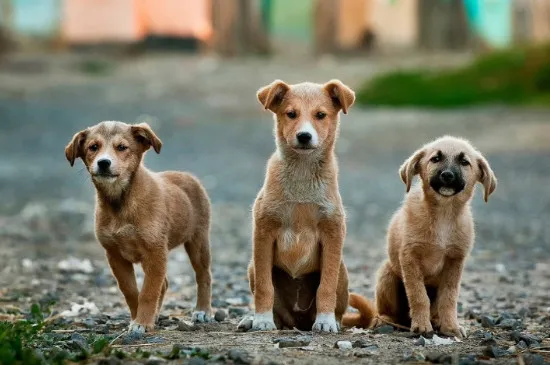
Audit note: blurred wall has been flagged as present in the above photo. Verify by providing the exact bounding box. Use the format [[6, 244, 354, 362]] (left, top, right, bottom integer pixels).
[[63, 0, 211, 44], [63, 0, 143, 43], [369, 0, 418, 48]]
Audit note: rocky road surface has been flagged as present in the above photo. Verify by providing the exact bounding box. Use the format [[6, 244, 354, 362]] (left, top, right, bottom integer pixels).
[[0, 53, 549, 364]]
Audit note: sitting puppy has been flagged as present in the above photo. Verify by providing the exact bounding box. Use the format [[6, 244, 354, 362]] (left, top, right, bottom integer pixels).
[[65, 121, 213, 333], [374, 136, 496, 338], [238, 80, 375, 332]]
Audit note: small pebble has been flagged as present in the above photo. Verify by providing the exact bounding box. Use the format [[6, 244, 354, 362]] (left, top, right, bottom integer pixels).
[[335, 341, 353, 350], [214, 309, 227, 322], [121, 331, 144, 345], [497, 318, 519, 330], [275, 335, 312, 348], [480, 315, 495, 328], [177, 321, 196, 332]]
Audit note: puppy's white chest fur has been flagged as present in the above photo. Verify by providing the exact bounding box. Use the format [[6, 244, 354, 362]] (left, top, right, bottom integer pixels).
[[275, 203, 321, 278], [434, 217, 454, 248]]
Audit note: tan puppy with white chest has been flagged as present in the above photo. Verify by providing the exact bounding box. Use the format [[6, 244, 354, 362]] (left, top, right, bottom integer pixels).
[[65, 121, 213, 333], [238, 79, 375, 332], [374, 136, 496, 338]]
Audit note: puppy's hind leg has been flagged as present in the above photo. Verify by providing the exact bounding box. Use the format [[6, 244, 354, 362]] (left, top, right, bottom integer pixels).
[[237, 263, 255, 331], [156, 277, 169, 322], [374, 261, 403, 328], [184, 231, 213, 323]]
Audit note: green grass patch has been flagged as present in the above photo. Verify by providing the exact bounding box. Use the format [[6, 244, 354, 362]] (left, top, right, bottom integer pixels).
[[356, 45, 550, 108], [0, 301, 214, 364]]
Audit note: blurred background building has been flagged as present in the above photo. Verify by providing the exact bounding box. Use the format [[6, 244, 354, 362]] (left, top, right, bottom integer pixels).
[[0, 0, 549, 56]]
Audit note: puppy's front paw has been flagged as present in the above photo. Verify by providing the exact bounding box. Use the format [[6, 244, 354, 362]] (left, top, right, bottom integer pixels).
[[440, 322, 466, 339], [251, 312, 277, 331], [192, 310, 212, 323], [410, 318, 433, 335], [312, 313, 339, 333], [128, 320, 154, 334]]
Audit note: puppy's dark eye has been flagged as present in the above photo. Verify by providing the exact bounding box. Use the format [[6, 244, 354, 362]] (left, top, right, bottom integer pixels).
[[316, 111, 326, 120], [460, 158, 470, 166], [117, 144, 128, 152], [286, 111, 297, 119], [430, 155, 441, 163], [89, 144, 99, 152]]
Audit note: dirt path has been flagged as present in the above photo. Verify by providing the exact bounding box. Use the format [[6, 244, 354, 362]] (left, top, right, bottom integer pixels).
[[0, 53, 549, 364]]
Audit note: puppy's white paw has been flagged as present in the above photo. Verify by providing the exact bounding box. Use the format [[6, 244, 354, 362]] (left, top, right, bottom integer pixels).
[[237, 315, 254, 331], [192, 311, 212, 323], [312, 312, 339, 333], [128, 321, 147, 335], [251, 312, 277, 331]]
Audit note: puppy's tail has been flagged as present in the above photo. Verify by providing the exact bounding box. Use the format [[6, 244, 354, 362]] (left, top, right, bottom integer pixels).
[[342, 293, 376, 328]]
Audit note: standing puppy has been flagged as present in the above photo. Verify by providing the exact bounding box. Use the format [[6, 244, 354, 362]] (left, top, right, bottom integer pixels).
[[239, 79, 373, 333], [374, 136, 496, 338], [65, 121, 213, 333]]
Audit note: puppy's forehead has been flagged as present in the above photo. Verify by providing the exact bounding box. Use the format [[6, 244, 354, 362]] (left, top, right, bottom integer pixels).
[[287, 82, 328, 103], [89, 121, 131, 139], [428, 136, 476, 156]]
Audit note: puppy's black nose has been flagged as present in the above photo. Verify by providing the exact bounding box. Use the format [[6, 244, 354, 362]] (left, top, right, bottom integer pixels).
[[296, 132, 312, 144], [440, 170, 455, 183], [97, 159, 111, 170]]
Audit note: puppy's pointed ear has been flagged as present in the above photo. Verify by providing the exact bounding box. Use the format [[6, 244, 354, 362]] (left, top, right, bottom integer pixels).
[[65, 130, 88, 167], [257, 80, 290, 112], [399, 148, 425, 193], [477, 155, 497, 202], [324, 79, 355, 114], [131, 123, 162, 154]]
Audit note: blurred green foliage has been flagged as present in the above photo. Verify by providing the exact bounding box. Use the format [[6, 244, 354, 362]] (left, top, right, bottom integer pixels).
[[356, 44, 550, 108]]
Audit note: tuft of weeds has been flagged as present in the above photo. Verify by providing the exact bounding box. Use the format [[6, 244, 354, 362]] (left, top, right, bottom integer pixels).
[[356, 44, 550, 108], [0, 304, 45, 365], [0, 303, 114, 365]]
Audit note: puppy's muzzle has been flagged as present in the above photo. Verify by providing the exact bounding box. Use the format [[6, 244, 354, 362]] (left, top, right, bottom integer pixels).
[[94, 158, 118, 178], [430, 168, 465, 196]]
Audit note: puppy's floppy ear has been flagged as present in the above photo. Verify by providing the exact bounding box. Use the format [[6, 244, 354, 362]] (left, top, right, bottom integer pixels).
[[257, 80, 290, 112], [477, 155, 497, 202], [131, 123, 162, 154], [324, 79, 355, 114], [399, 148, 425, 193], [65, 130, 88, 167]]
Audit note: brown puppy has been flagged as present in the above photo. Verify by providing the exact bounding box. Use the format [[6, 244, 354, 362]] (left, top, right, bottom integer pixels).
[[65, 121, 212, 333], [238, 79, 374, 332], [374, 136, 497, 338]]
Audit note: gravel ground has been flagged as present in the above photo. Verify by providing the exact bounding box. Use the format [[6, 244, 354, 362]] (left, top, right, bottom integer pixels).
[[0, 53, 549, 364]]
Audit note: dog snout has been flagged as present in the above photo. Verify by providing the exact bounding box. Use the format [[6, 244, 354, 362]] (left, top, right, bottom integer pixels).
[[296, 132, 312, 145], [440, 170, 455, 183], [97, 158, 112, 171]]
